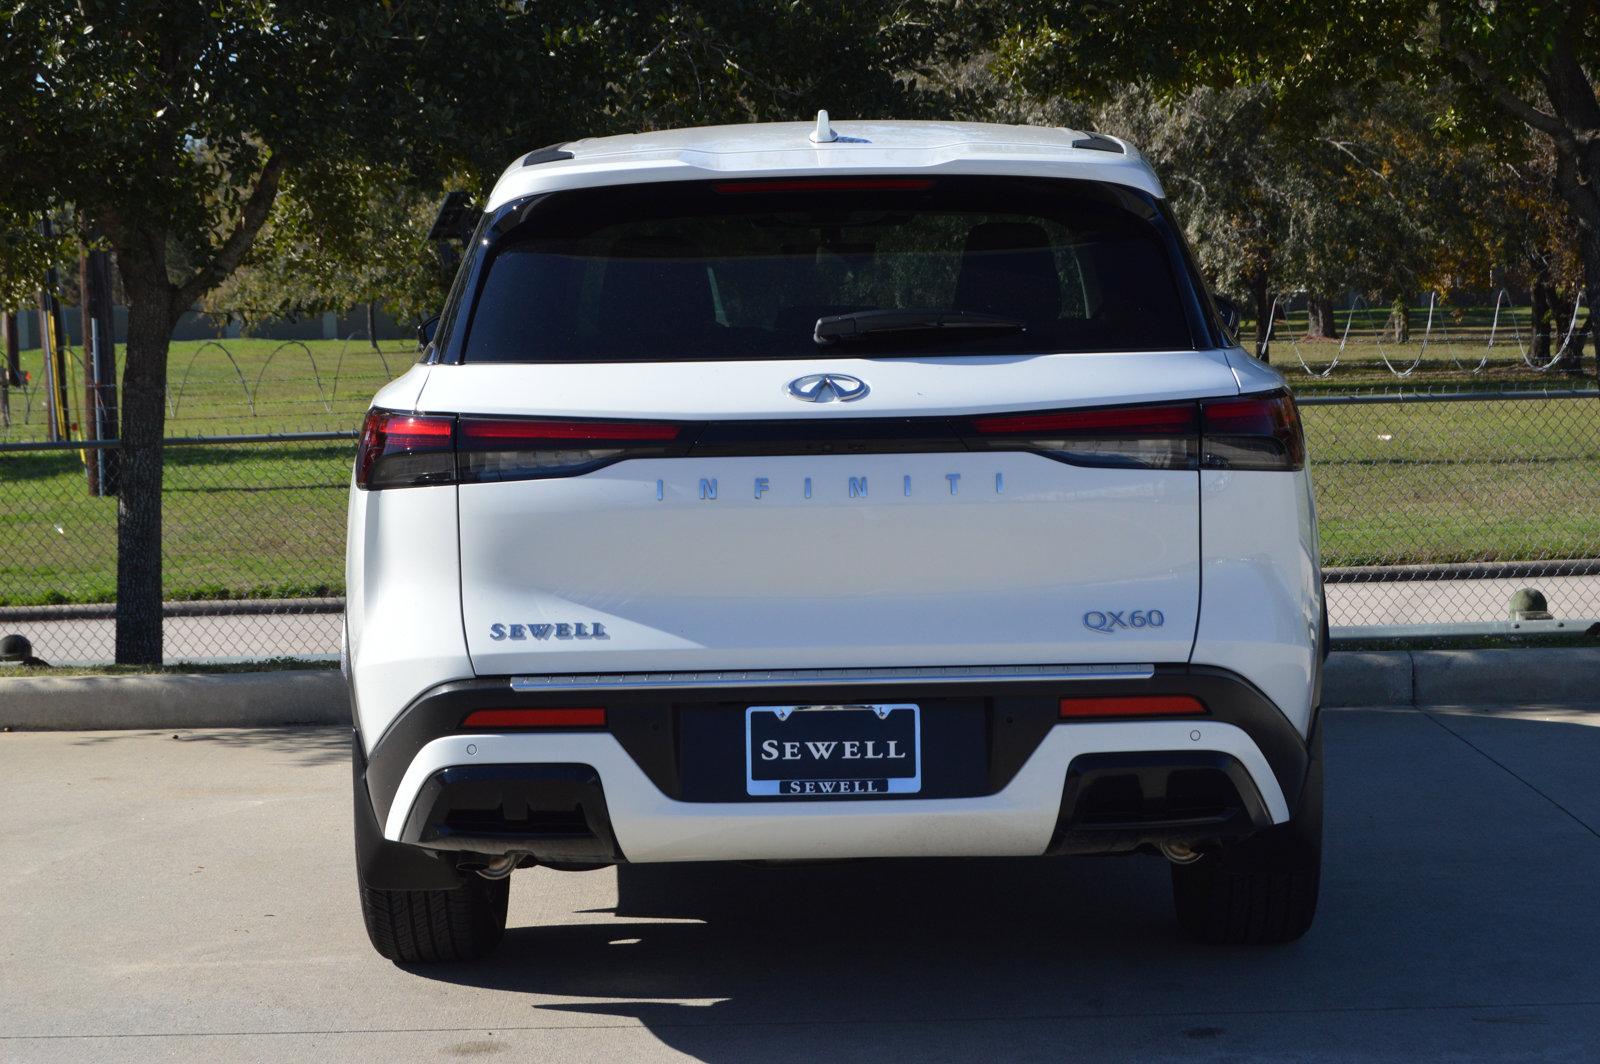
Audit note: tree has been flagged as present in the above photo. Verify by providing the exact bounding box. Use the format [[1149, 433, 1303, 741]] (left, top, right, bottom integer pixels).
[[204, 167, 450, 338], [997, 0, 1599, 374], [1063, 81, 1441, 355], [0, 1, 537, 662]]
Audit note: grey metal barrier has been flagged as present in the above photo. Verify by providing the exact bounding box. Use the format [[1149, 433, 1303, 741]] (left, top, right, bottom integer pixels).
[[1, 390, 1598, 663]]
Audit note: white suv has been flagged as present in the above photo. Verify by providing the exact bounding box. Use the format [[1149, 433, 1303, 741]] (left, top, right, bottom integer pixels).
[[345, 117, 1326, 963]]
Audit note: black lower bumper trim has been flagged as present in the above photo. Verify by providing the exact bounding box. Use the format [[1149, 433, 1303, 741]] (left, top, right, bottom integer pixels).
[[352, 731, 466, 891], [400, 763, 623, 863], [1047, 751, 1272, 855]]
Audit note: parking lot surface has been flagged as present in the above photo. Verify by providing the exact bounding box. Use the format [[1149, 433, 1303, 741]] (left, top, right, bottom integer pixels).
[[4, 704, 1600, 1062]]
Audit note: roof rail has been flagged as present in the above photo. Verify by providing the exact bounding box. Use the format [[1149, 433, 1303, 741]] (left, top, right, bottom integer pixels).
[[1071, 133, 1123, 154], [522, 143, 574, 167]]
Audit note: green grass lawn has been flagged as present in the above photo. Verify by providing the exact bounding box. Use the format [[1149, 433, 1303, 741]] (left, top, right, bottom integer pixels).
[[1, 329, 1597, 606], [1301, 397, 1600, 567]]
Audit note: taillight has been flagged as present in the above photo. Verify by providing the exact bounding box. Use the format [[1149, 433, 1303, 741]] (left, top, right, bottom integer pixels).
[[961, 392, 1304, 473], [355, 410, 455, 490], [460, 707, 607, 729], [965, 403, 1198, 470], [457, 417, 688, 482], [1058, 695, 1206, 719], [1200, 391, 1304, 471]]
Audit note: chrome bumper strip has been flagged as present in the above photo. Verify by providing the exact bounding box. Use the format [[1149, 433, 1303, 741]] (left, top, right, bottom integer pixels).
[[508, 663, 1155, 692]]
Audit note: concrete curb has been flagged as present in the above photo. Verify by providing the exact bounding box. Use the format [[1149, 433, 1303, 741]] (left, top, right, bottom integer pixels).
[[0, 669, 348, 731], [3, 648, 1599, 730]]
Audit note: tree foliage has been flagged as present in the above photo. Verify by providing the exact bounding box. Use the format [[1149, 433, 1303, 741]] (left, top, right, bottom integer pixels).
[[997, 0, 1600, 349], [215, 1, 971, 328]]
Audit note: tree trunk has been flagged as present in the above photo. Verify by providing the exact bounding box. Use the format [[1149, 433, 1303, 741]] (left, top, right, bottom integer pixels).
[[1306, 295, 1337, 339], [367, 302, 379, 351], [113, 275, 174, 665], [1249, 270, 1272, 362], [1576, 227, 1600, 382], [1531, 282, 1554, 363]]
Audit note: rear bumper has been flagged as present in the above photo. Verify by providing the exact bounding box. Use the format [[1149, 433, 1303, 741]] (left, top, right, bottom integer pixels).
[[355, 665, 1313, 877]]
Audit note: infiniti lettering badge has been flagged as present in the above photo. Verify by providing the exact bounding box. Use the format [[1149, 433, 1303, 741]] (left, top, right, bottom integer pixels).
[[787, 373, 869, 403]]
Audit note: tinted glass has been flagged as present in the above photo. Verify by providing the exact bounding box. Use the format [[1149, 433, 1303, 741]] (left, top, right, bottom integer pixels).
[[461, 178, 1197, 362]]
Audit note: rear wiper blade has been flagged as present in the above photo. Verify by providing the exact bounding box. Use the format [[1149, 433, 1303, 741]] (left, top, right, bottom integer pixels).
[[814, 308, 1026, 346]]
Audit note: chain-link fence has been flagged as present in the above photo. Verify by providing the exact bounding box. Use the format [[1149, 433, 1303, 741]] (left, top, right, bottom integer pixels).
[[1300, 390, 1600, 629], [1, 433, 351, 663], [2, 389, 1598, 663]]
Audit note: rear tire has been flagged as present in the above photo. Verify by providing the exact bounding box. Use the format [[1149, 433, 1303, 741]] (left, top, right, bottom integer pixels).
[[359, 875, 509, 963], [1171, 722, 1323, 945]]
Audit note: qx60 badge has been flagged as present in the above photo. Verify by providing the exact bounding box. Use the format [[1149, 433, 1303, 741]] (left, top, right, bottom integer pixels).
[[1083, 609, 1165, 634], [786, 373, 869, 403]]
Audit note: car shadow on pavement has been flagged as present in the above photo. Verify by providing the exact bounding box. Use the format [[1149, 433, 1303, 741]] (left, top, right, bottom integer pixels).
[[414, 856, 1283, 1060], [67, 725, 349, 766]]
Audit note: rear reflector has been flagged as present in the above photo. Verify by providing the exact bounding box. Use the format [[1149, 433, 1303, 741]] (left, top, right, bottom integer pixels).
[[713, 178, 934, 194], [461, 708, 607, 729], [1058, 695, 1206, 719]]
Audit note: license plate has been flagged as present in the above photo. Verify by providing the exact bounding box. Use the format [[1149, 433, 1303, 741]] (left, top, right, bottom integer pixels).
[[745, 703, 921, 797]]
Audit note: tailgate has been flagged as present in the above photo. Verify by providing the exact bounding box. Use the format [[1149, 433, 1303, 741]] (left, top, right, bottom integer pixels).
[[455, 440, 1200, 675]]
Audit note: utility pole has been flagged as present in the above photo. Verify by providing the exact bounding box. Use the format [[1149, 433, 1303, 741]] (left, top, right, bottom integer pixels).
[[37, 217, 72, 442], [36, 288, 60, 441], [79, 242, 120, 494], [1, 311, 15, 429]]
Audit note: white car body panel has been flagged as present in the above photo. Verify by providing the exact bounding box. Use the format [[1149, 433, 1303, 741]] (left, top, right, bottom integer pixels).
[[1191, 469, 1322, 737], [345, 483, 472, 748], [383, 721, 1290, 858]]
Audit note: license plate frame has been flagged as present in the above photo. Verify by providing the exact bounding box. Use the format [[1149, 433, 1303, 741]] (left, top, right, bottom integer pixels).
[[744, 703, 922, 797]]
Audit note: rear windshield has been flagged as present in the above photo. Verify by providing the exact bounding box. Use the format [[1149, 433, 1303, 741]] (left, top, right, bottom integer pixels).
[[458, 177, 1199, 362]]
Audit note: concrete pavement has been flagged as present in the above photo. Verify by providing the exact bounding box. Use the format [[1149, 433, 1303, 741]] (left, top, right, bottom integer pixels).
[[4, 705, 1600, 1062]]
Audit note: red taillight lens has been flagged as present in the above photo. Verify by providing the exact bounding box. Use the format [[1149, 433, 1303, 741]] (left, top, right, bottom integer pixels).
[[463, 419, 681, 442], [460, 708, 607, 729], [966, 402, 1198, 470], [713, 178, 934, 194], [355, 410, 455, 490], [1058, 695, 1206, 719], [456, 417, 687, 482], [1201, 391, 1304, 471]]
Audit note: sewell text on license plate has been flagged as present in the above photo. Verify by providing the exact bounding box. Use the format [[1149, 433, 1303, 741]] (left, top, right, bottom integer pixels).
[[744, 703, 921, 797]]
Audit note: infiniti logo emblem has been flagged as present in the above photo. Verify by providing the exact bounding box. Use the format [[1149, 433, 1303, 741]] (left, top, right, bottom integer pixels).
[[786, 373, 869, 403]]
